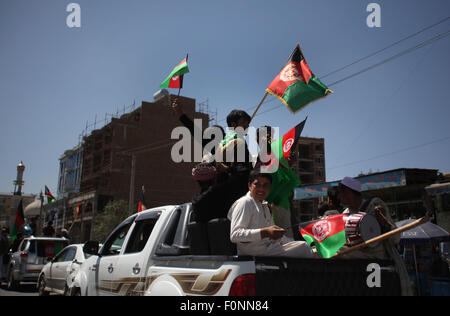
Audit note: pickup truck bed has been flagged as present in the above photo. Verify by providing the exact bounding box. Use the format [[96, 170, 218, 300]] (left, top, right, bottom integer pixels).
[[152, 255, 400, 296], [76, 203, 402, 296]]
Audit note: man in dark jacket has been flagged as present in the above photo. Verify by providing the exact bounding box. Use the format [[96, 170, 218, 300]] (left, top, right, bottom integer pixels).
[[0, 228, 10, 281]]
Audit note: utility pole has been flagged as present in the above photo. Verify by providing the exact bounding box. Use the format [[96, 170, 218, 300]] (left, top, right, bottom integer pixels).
[[128, 154, 136, 215]]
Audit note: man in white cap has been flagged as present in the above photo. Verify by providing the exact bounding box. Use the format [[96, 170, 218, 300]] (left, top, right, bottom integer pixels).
[[337, 176, 412, 295]]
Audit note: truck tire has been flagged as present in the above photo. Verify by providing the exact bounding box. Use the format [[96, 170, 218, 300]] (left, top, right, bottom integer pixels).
[[70, 287, 81, 296], [38, 275, 50, 296]]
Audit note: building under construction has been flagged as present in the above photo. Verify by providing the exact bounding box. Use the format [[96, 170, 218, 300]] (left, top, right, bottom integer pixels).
[[50, 94, 209, 242]]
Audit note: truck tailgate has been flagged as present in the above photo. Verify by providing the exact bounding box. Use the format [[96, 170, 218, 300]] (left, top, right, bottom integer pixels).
[[255, 257, 401, 296]]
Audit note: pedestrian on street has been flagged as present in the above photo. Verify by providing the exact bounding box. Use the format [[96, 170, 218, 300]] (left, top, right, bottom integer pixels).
[[43, 221, 55, 237], [0, 227, 10, 282]]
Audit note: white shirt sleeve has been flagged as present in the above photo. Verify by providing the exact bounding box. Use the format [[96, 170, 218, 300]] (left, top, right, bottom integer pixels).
[[228, 198, 262, 243]]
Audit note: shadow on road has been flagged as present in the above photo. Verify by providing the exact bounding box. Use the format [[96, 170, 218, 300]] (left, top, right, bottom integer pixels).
[[0, 282, 38, 295]]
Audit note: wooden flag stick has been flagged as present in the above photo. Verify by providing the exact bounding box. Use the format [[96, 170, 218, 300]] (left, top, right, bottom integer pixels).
[[250, 91, 269, 121], [333, 214, 430, 258]]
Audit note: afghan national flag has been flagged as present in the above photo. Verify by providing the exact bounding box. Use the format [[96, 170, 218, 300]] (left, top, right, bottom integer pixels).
[[138, 186, 147, 213], [75, 203, 81, 218], [300, 214, 347, 258], [266, 44, 332, 113], [264, 118, 307, 210], [10, 199, 25, 242], [160, 56, 190, 89], [45, 185, 56, 203]]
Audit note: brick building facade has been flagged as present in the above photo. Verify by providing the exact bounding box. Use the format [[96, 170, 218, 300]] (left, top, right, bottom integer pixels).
[[65, 95, 209, 242]]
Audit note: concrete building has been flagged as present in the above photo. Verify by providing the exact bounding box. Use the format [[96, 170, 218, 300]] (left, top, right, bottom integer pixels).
[[57, 144, 83, 198]]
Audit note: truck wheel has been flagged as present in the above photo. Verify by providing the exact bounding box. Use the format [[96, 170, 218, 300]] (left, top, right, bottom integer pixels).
[[38, 276, 49, 296], [71, 287, 81, 296]]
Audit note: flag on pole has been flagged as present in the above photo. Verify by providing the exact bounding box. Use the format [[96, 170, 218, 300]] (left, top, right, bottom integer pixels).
[[75, 203, 81, 218], [10, 199, 25, 242], [160, 56, 190, 89], [300, 214, 347, 258], [45, 185, 56, 203], [272, 117, 307, 166], [266, 44, 332, 113], [138, 186, 147, 213], [264, 118, 307, 210]]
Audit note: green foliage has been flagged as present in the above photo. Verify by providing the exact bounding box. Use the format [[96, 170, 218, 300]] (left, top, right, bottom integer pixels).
[[92, 200, 129, 243]]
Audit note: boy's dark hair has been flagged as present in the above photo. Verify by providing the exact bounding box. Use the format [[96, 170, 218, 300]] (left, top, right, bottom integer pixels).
[[226, 110, 251, 127], [318, 202, 330, 217], [248, 168, 272, 184]]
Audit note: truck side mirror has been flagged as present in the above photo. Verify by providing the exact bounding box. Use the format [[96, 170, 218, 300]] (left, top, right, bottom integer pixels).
[[83, 240, 100, 256]]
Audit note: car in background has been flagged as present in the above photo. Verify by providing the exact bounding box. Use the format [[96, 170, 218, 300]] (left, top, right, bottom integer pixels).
[[7, 237, 69, 290], [37, 243, 93, 296]]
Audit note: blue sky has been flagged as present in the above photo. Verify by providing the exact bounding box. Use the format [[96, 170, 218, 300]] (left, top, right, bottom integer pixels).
[[1, 0, 449, 196]]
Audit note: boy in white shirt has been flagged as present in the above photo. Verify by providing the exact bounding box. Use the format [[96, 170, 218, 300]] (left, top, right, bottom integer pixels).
[[228, 169, 315, 258]]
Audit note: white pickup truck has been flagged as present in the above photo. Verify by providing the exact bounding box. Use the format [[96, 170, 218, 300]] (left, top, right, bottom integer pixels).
[[71, 203, 402, 296]]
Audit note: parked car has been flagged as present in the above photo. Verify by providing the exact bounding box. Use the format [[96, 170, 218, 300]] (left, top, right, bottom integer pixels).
[[38, 244, 92, 296], [7, 236, 69, 290], [72, 203, 402, 296]]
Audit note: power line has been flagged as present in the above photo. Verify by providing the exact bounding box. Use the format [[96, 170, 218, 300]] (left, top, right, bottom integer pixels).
[[327, 136, 450, 171], [327, 29, 450, 87], [246, 29, 450, 119], [320, 16, 449, 79]]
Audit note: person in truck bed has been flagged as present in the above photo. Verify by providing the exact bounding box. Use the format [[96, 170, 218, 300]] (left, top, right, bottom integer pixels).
[[228, 169, 315, 258], [337, 176, 412, 296]]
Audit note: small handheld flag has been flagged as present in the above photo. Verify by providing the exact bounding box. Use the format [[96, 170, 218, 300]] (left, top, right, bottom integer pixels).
[[267, 44, 332, 113], [265, 118, 307, 210], [160, 55, 190, 89], [300, 214, 347, 258]]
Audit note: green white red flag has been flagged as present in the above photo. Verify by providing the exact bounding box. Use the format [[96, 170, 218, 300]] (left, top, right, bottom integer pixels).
[[300, 214, 347, 258], [267, 44, 332, 113], [160, 56, 189, 89]]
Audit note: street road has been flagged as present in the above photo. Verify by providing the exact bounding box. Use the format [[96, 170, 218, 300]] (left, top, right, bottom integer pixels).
[[0, 282, 38, 296]]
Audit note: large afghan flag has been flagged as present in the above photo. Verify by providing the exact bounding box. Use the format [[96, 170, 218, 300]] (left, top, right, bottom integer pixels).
[[300, 214, 347, 258], [45, 185, 56, 203], [160, 56, 190, 89], [10, 199, 25, 242], [264, 118, 307, 210], [266, 44, 332, 113]]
